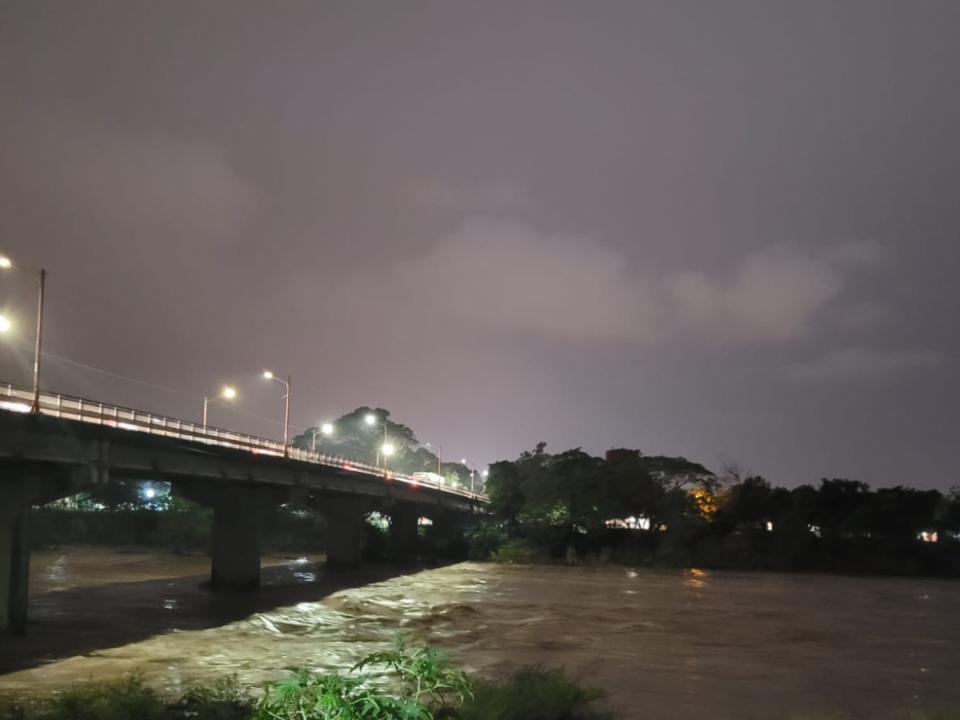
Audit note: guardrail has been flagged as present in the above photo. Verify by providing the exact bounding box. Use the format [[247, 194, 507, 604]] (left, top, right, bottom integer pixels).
[[0, 382, 484, 502]]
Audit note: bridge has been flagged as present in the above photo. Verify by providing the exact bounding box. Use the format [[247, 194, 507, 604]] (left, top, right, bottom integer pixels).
[[0, 382, 486, 636]]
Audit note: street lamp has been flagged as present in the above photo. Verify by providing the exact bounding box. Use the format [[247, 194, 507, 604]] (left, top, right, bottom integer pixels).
[[460, 458, 477, 493], [311, 422, 334, 451], [0, 255, 47, 413], [382, 442, 395, 472], [202, 386, 237, 427], [365, 413, 388, 466], [263, 370, 292, 454], [423, 441, 443, 475]]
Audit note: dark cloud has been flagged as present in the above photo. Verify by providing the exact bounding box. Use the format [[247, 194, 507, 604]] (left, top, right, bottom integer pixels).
[[1, 1, 958, 489], [787, 347, 946, 381], [328, 217, 884, 346]]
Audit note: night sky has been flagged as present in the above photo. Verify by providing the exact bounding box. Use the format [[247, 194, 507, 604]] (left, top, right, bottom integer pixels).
[[1, 2, 958, 489]]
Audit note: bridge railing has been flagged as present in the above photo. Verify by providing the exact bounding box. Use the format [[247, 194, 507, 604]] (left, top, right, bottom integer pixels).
[[0, 383, 484, 501]]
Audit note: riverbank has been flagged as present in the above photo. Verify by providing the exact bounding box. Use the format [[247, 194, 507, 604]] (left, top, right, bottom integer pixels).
[[0, 655, 613, 720]]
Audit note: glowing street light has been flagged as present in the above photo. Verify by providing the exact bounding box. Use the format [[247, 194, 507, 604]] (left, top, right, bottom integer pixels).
[[263, 370, 292, 454], [0, 254, 47, 412], [202, 386, 237, 428], [365, 413, 388, 466], [381, 442, 396, 472], [311, 422, 335, 451], [0, 316, 10, 333], [461, 458, 477, 494]]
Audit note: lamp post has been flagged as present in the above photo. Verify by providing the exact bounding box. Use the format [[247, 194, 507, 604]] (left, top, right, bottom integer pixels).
[[461, 458, 476, 494], [423, 441, 443, 476], [365, 413, 388, 467], [382, 442, 395, 472], [263, 370, 291, 456], [0, 255, 47, 413], [202, 386, 237, 427], [312, 422, 334, 451]]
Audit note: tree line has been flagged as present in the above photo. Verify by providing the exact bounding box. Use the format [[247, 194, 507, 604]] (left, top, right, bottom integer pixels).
[[471, 444, 960, 576]]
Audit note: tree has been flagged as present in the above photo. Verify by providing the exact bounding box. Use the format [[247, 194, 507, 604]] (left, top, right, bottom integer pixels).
[[292, 406, 419, 466], [717, 476, 774, 529], [641, 455, 715, 491], [815, 478, 871, 539]]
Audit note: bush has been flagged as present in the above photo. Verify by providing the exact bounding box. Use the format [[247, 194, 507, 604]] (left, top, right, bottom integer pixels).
[[489, 540, 550, 564], [459, 667, 612, 720], [12, 675, 166, 720], [464, 520, 508, 560], [155, 498, 213, 554]]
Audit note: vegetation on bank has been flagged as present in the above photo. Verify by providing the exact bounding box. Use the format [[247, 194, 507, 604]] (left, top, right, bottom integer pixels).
[[29, 497, 327, 555], [469, 444, 960, 576], [0, 637, 611, 720]]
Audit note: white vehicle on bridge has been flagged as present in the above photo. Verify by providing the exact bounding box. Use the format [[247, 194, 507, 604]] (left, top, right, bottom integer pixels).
[[411, 472, 446, 486]]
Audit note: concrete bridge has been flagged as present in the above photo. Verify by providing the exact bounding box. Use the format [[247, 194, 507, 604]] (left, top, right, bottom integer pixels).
[[0, 383, 485, 635]]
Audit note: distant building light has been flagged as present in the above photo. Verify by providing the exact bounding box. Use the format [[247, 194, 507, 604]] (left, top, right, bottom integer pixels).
[[918, 531, 938, 543], [766, 521, 774, 532], [144, 488, 156, 500]]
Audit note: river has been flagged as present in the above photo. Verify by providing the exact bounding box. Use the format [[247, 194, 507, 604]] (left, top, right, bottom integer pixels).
[[1, 547, 958, 719]]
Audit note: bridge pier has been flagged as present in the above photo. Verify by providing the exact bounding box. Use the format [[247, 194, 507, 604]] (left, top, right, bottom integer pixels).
[[0, 467, 96, 635], [211, 491, 263, 590], [321, 496, 365, 571], [390, 501, 420, 563], [175, 483, 266, 590], [0, 505, 30, 636]]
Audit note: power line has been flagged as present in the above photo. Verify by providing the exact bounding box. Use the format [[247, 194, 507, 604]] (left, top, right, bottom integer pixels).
[[41, 350, 310, 434], [42, 351, 195, 397]]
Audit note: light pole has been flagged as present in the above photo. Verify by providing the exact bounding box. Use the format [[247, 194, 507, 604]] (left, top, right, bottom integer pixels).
[[263, 370, 291, 455], [423, 441, 443, 475], [312, 422, 334, 451], [365, 413, 388, 466], [202, 386, 237, 427], [0, 255, 47, 413], [461, 458, 476, 494], [382, 442, 395, 472]]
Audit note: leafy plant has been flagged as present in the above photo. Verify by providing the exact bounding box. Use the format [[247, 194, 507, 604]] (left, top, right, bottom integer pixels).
[[459, 667, 612, 720], [255, 635, 471, 720], [354, 634, 473, 712]]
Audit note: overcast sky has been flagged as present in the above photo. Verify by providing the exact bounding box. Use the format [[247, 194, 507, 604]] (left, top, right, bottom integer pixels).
[[1, 1, 958, 489]]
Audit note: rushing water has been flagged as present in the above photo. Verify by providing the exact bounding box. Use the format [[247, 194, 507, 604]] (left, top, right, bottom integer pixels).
[[1, 547, 959, 719]]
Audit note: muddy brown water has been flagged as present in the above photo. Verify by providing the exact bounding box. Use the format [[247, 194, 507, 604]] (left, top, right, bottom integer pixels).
[[1, 547, 959, 719]]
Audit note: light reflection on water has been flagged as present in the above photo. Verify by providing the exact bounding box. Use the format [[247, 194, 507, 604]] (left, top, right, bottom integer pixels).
[[1, 549, 959, 720]]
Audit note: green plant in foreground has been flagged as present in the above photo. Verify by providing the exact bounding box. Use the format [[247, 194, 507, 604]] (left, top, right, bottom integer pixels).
[[22, 674, 166, 720], [255, 634, 472, 720], [458, 667, 612, 720]]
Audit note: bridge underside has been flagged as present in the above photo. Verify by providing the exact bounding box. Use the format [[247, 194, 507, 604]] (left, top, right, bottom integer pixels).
[[0, 413, 481, 635]]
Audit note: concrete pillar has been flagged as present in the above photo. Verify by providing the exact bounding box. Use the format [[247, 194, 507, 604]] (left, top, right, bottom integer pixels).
[[0, 507, 30, 636], [430, 510, 459, 543], [323, 496, 365, 571], [390, 501, 420, 562], [211, 491, 263, 590]]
